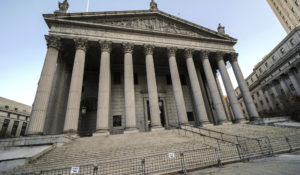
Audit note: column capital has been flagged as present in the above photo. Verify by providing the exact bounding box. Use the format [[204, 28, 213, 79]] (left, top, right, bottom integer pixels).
[[288, 68, 297, 75], [229, 52, 239, 63], [184, 48, 194, 59], [123, 43, 134, 54], [144, 45, 155, 55], [199, 50, 210, 60], [215, 51, 225, 62], [74, 38, 88, 52], [45, 35, 62, 50], [99, 40, 112, 53], [167, 47, 177, 57]]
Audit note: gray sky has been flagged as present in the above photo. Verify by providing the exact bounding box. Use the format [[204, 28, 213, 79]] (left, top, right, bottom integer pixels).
[[0, 0, 286, 105]]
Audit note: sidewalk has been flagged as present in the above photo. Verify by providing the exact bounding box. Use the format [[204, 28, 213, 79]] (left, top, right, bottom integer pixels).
[[189, 151, 300, 175]]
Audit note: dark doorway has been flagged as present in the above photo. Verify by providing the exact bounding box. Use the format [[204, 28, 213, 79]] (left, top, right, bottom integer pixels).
[[146, 99, 167, 130], [0, 119, 10, 138], [78, 97, 97, 137]]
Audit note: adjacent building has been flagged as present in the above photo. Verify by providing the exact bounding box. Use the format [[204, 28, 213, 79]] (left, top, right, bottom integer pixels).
[[267, 0, 300, 33], [27, 0, 259, 136], [0, 97, 31, 138], [235, 26, 300, 117]]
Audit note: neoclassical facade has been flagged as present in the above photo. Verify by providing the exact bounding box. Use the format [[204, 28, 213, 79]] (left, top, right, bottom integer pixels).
[[27, 1, 258, 136], [236, 26, 300, 117]]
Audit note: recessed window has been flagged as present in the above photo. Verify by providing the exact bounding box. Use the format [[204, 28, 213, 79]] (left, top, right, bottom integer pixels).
[[290, 84, 295, 91], [113, 72, 121, 85], [10, 121, 19, 137], [272, 56, 276, 62], [134, 73, 138, 85], [259, 68, 262, 73], [5, 105, 9, 109], [251, 78, 253, 83], [180, 75, 187, 85], [166, 74, 172, 85], [255, 103, 258, 108], [280, 48, 285, 54], [252, 95, 255, 99], [290, 39, 296, 46], [265, 62, 268, 68], [240, 103, 243, 107], [14, 108, 18, 111], [0, 119, 10, 138], [266, 97, 269, 103], [260, 100, 264, 105], [20, 123, 27, 136], [187, 112, 194, 122], [113, 115, 122, 127], [257, 92, 260, 97]]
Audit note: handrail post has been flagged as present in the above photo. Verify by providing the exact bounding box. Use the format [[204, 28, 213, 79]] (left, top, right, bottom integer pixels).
[[285, 136, 294, 152], [141, 158, 146, 175], [93, 165, 98, 175], [180, 153, 187, 175], [215, 148, 222, 167]]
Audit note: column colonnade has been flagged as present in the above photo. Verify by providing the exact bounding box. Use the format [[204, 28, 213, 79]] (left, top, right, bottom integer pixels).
[[28, 36, 257, 135]]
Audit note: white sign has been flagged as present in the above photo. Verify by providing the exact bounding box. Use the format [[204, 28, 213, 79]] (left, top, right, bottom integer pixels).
[[168, 153, 175, 159], [70, 167, 80, 174]]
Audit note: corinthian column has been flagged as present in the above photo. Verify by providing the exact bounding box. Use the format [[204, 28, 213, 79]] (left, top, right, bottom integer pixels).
[[229, 53, 259, 121], [28, 35, 61, 135], [168, 47, 188, 124], [200, 51, 227, 124], [144, 45, 162, 128], [216, 52, 244, 123], [184, 49, 209, 126], [64, 38, 88, 133], [96, 41, 112, 134], [123, 43, 137, 132]]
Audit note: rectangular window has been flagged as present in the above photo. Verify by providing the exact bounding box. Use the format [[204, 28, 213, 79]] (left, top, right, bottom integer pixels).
[[290, 84, 295, 91], [290, 39, 296, 46], [20, 122, 27, 136], [260, 100, 264, 105], [255, 103, 258, 108], [259, 68, 262, 73], [266, 97, 269, 103], [265, 62, 268, 68], [10, 121, 19, 137], [187, 112, 194, 122], [113, 72, 121, 84], [134, 73, 138, 85], [252, 95, 255, 100], [272, 56, 276, 62], [180, 74, 187, 85], [113, 115, 122, 127], [257, 91, 260, 97], [0, 119, 10, 138], [166, 74, 172, 85]]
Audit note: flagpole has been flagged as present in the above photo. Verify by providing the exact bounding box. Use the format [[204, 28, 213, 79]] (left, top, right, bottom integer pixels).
[[86, 0, 90, 12]]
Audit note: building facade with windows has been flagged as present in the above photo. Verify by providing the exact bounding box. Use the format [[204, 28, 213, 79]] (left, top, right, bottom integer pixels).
[[267, 0, 300, 33], [0, 97, 31, 138], [27, 0, 259, 136], [235, 26, 300, 117]]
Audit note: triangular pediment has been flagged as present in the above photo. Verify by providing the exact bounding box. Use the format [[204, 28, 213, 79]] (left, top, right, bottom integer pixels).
[[44, 10, 236, 43]]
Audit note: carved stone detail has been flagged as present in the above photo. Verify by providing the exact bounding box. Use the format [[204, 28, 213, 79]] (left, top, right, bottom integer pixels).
[[55, 0, 69, 14], [184, 49, 194, 59], [229, 52, 238, 63], [144, 45, 155, 55], [83, 17, 211, 38], [99, 41, 112, 53], [215, 51, 225, 62], [150, 0, 158, 11], [123, 43, 134, 54], [45, 35, 62, 50], [167, 47, 177, 57], [199, 50, 210, 60], [74, 38, 88, 51]]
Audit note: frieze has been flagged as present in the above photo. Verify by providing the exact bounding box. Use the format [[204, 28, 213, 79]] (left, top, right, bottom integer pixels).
[[78, 16, 213, 39]]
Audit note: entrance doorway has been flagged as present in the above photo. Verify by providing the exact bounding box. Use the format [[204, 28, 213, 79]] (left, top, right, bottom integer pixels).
[[78, 97, 97, 137], [145, 98, 168, 131]]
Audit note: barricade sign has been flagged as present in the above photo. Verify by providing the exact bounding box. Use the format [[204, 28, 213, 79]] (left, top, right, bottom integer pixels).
[[70, 167, 80, 174], [168, 153, 175, 158]]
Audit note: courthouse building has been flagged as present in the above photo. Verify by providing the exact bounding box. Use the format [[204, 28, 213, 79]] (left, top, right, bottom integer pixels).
[[27, 0, 259, 136], [0, 97, 31, 138], [235, 26, 300, 116]]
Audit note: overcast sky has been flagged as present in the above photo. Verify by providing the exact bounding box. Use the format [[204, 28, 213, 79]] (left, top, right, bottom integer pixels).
[[0, 0, 286, 106]]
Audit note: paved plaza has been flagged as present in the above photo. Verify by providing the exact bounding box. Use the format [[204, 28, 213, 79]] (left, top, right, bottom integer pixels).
[[189, 151, 300, 175]]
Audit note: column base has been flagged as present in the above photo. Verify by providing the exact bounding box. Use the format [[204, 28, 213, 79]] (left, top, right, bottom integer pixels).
[[249, 116, 260, 121], [27, 132, 44, 136], [198, 121, 212, 127], [124, 128, 139, 134], [151, 127, 165, 132], [200, 123, 214, 127], [218, 121, 232, 125], [94, 129, 110, 136], [233, 119, 247, 124], [63, 130, 78, 136]]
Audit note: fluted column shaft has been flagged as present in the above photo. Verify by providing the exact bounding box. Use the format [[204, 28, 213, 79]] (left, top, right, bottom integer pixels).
[[96, 41, 112, 133], [215, 74, 231, 121], [123, 43, 137, 131], [288, 70, 300, 95], [184, 49, 209, 126], [145, 45, 162, 128], [259, 90, 269, 111], [263, 87, 275, 110], [216, 53, 244, 122], [168, 48, 188, 124], [279, 76, 289, 95], [230, 54, 259, 120], [28, 36, 61, 135], [64, 39, 88, 133], [200, 51, 227, 124]]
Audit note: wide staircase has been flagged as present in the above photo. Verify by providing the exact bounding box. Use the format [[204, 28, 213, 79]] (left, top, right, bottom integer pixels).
[[15, 130, 211, 173]]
